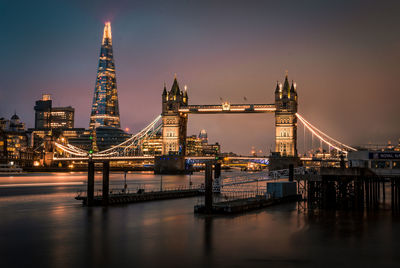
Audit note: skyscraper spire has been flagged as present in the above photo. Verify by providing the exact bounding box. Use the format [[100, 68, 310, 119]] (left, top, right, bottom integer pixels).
[[102, 22, 112, 45], [89, 22, 120, 130]]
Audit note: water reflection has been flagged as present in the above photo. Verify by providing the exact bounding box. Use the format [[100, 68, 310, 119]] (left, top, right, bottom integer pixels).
[[204, 216, 213, 256], [1, 173, 400, 267]]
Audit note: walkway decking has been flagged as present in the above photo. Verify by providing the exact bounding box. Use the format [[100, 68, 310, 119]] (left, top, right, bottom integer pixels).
[[194, 195, 302, 214], [76, 188, 203, 206]]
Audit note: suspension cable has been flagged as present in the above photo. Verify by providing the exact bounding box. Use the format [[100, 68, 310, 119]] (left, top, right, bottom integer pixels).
[[296, 113, 349, 153], [296, 113, 357, 152]]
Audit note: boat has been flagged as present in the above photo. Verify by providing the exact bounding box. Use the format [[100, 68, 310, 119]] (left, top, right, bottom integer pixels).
[[0, 163, 24, 175]]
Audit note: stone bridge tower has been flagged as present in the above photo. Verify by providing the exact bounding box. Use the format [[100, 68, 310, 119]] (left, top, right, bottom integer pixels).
[[161, 76, 188, 155], [274, 74, 298, 157]]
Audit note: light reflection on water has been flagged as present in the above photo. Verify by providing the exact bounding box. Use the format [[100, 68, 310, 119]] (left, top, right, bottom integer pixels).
[[0, 172, 400, 267]]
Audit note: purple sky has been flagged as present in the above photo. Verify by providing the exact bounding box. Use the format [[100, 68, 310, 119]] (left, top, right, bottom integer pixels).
[[1, 0, 399, 154]]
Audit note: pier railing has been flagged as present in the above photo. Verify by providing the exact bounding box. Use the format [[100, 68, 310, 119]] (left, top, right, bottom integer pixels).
[[76, 184, 203, 198]]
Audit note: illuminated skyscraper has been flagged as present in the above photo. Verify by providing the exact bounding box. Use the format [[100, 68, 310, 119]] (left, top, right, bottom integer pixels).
[[89, 22, 120, 130]]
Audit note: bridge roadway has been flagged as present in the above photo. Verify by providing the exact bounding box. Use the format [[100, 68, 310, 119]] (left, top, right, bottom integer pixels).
[[53, 155, 322, 162], [52, 156, 270, 162], [178, 104, 276, 114]]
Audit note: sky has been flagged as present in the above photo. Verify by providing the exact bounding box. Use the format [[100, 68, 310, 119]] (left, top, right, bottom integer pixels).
[[0, 0, 399, 154]]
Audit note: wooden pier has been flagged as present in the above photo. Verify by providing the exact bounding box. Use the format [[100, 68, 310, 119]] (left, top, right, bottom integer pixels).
[[297, 167, 400, 213], [194, 195, 301, 214], [76, 188, 203, 206]]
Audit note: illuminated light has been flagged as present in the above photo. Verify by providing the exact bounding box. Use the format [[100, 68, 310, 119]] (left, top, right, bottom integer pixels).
[[90, 115, 120, 119], [68, 164, 74, 169], [198, 108, 223, 112], [296, 114, 350, 153], [254, 108, 276, 111], [222, 102, 230, 111], [94, 115, 162, 155], [179, 109, 190, 112], [67, 144, 87, 154], [184, 85, 187, 91], [102, 22, 112, 45], [54, 143, 87, 156], [42, 94, 51, 101], [230, 108, 245, 111], [296, 113, 357, 152], [33, 161, 40, 167], [125, 127, 130, 132]]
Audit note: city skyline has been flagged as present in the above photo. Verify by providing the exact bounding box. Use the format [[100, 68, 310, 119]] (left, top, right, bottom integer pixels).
[[1, 0, 399, 154]]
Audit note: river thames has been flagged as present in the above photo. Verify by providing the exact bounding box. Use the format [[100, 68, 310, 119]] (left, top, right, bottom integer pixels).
[[1, 172, 400, 267]]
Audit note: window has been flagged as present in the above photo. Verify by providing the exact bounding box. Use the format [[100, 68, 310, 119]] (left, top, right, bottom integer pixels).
[[371, 161, 389, 169], [393, 161, 400, 169]]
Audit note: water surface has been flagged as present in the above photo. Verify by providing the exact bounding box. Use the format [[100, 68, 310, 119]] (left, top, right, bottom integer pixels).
[[1, 172, 399, 267]]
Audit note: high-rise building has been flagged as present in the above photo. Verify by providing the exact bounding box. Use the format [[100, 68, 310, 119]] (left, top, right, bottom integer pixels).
[[89, 22, 120, 130], [0, 113, 33, 167], [30, 94, 83, 158], [34, 94, 74, 129], [50, 107, 74, 129], [34, 94, 52, 129]]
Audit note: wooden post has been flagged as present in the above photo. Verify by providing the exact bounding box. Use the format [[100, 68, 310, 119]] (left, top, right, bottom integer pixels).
[[391, 178, 395, 212], [102, 161, 110, 206], [289, 164, 294, 182], [364, 178, 370, 209], [205, 162, 213, 213], [87, 160, 95, 206], [396, 179, 398, 212], [377, 178, 380, 202], [214, 162, 221, 180]]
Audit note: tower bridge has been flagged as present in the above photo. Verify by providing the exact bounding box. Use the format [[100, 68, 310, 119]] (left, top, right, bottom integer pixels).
[[157, 74, 297, 172], [54, 72, 356, 173]]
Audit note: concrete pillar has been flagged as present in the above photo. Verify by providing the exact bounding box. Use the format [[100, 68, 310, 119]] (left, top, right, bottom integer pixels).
[[102, 161, 110, 206], [87, 160, 95, 206], [205, 162, 213, 213]]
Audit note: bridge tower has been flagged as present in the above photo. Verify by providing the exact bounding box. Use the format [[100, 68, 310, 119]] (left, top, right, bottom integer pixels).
[[274, 73, 298, 157], [161, 76, 188, 155]]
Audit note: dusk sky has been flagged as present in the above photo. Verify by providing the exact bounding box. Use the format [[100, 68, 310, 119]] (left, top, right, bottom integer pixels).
[[1, 0, 399, 154]]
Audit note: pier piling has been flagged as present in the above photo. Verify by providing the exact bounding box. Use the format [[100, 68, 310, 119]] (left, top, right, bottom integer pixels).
[[87, 160, 95, 206], [102, 161, 110, 206], [205, 162, 213, 213]]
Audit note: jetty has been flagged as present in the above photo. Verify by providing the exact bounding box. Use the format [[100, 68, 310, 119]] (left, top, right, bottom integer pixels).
[[76, 187, 203, 206]]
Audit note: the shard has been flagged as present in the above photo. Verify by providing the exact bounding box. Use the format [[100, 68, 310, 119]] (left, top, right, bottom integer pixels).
[[89, 22, 120, 130]]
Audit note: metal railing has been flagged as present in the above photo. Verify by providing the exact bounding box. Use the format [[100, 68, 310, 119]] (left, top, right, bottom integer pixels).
[[76, 184, 203, 198]]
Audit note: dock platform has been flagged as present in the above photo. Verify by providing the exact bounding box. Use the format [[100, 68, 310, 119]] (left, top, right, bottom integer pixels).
[[76, 189, 203, 206], [194, 194, 302, 214]]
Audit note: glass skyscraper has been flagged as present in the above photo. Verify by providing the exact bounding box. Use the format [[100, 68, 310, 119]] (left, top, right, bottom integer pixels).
[[89, 22, 121, 130]]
